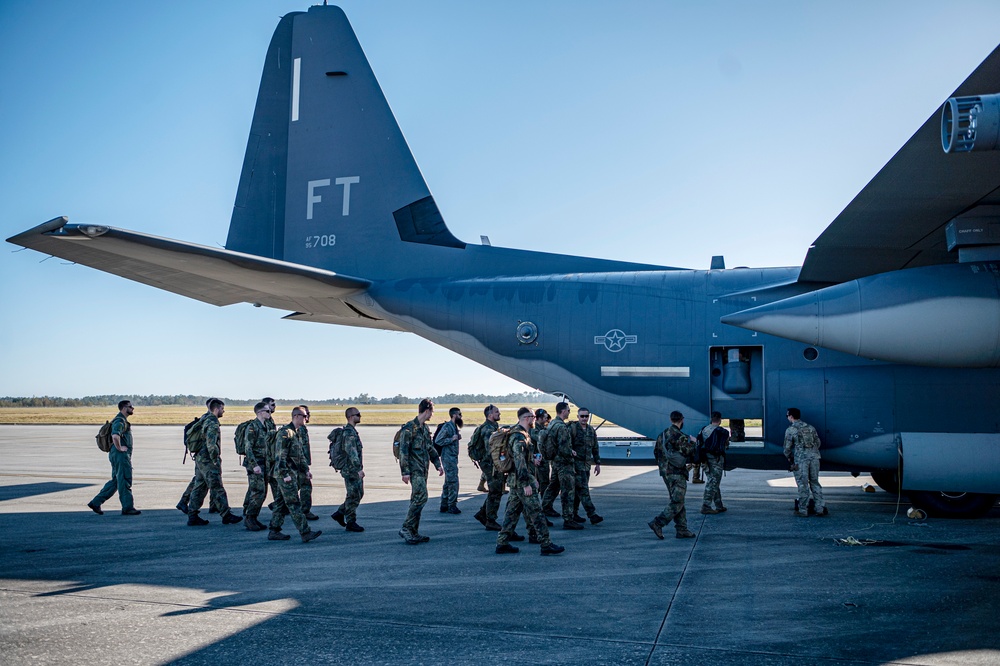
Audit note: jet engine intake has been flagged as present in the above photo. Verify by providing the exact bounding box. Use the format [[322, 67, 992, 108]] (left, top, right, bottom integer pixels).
[[942, 93, 1000, 153]]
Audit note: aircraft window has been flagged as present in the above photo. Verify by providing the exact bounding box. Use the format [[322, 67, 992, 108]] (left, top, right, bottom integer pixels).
[[803, 347, 819, 361]]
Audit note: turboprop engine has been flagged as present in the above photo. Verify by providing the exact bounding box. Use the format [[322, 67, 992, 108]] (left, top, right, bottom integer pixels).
[[721, 263, 1000, 367]]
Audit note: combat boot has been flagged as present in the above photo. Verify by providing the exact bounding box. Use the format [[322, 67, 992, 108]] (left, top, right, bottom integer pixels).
[[473, 507, 488, 527], [252, 517, 268, 530], [187, 512, 209, 526], [648, 520, 664, 540], [120, 507, 141, 515], [717, 505, 728, 513], [440, 504, 449, 513], [174, 501, 187, 514], [447, 506, 462, 515], [816, 507, 829, 517], [701, 505, 720, 515], [331, 509, 346, 526], [563, 520, 584, 530], [484, 519, 502, 532], [477, 479, 488, 492], [414, 533, 430, 543], [345, 521, 365, 532], [675, 529, 696, 539], [543, 507, 560, 518], [87, 502, 103, 515], [509, 532, 525, 542], [496, 543, 519, 554], [244, 517, 264, 531], [540, 543, 565, 556], [589, 514, 604, 525], [301, 530, 322, 543], [572, 513, 585, 523], [268, 530, 290, 540], [528, 534, 541, 544], [222, 511, 243, 525], [305, 512, 320, 521]]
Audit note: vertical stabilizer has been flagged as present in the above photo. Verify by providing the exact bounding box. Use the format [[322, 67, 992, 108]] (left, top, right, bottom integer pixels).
[[225, 6, 464, 279]]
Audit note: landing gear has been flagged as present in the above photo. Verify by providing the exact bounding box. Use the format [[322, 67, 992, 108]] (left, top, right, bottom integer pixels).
[[870, 469, 900, 495], [906, 490, 997, 518]]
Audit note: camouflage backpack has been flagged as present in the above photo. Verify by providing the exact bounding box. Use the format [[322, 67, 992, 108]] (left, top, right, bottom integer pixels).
[[96, 420, 113, 453], [539, 427, 557, 461], [183, 416, 206, 454], [655, 428, 688, 469], [233, 419, 254, 456], [328, 427, 348, 471], [468, 423, 489, 462], [489, 426, 515, 474], [798, 424, 821, 449], [391, 423, 406, 461]]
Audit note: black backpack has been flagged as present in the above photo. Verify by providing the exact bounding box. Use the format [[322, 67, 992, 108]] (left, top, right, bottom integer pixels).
[[702, 426, 730, 457]]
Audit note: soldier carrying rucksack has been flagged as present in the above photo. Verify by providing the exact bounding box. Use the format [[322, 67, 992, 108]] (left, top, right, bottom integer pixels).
[[698, 411, 730, 515], [470, 404, 504, 531], [241, 401, 276, 531], [329, 407, 366, 533], [784, 407, 827, 518], [184, 398, 243, 528], [397, 399, 443, 545], [88, 400, 141, 516]]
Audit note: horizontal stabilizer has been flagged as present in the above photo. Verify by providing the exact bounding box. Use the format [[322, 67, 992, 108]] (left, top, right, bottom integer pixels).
[[7, 217, 370, 315]]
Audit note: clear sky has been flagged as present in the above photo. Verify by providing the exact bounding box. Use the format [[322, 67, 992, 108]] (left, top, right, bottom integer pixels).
[[2, 1, 999, 400]]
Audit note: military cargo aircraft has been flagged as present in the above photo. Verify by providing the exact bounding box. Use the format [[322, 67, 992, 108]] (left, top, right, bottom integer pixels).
[[8, 6, 1000, 516]]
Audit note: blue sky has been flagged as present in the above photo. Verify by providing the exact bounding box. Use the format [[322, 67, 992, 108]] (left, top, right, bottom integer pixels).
[[2, 1, 999, 400]]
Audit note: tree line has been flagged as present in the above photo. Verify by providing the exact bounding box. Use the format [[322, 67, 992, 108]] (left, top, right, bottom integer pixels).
[[0, 391, 558, 408]]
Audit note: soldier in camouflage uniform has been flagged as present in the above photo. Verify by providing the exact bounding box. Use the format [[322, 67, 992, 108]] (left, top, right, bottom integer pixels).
[[296, 404, 319, 521], [542, 402, 583, 530], [268, 408, 322, 542], [399, 399, 443, 545], [187, 399, 242, 526], [435, 407, 464, 515], [330, 407, 366, 532], [177, 398, 225, 515], [241, 402, 273, 531], [530, 409, 552, 501], [570, 408, 604, 525], [699, 411, 729, 514], [784, 407, 827, 517], [471, 405, 504, 531], [648, 410, 697, 539], [495, 408, 565, 556]]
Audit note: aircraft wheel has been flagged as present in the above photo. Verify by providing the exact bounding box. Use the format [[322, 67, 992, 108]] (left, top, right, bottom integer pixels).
[[906, 490, 997, 518], [869, 469, 900, 495]]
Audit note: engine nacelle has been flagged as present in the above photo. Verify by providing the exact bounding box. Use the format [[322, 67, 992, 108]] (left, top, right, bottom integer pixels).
[[942, 93, 1000, 153], [721, 264, 1000, 367]]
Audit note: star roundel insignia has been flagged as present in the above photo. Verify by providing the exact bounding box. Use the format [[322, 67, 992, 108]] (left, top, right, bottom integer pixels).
[[594, 329, 638, 352]]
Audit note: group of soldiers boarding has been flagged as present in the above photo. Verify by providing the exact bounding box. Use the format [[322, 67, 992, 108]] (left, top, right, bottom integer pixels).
[[88, 397, 827, 551]]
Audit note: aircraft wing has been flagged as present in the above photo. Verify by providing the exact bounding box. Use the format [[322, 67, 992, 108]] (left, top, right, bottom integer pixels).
[[5, 217, 394, 327], [798, 45, 1000, 284]]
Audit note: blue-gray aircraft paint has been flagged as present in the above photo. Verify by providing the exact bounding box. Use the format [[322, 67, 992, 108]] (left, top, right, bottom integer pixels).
[[8, 5, 1000, 515]]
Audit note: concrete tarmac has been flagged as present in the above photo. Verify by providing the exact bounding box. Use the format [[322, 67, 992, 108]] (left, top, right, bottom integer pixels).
[[0, 424, 998, 665]]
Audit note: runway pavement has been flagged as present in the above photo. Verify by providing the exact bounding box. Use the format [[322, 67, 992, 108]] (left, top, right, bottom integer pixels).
[[0, 424, 998, 665]]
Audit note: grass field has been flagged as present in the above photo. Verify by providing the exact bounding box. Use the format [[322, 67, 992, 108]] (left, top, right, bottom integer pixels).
[[0, 403, 568, 427]]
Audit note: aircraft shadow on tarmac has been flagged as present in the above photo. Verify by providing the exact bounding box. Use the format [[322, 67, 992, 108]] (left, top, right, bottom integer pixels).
[[1, 470, 999, 665], [0, 481, 92, 502]]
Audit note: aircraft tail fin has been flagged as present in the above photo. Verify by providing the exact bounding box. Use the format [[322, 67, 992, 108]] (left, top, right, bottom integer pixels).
[[225, 6, 463, 280]]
